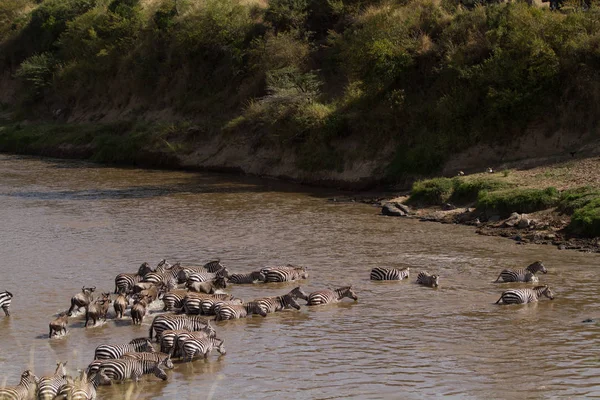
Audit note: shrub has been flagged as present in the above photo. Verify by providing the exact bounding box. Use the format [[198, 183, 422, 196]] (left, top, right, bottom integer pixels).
[[476, 187, 560, 217], [569, 198, 600, 238], [557, 187, 600, 214], [15, 52, 58, 99], [408, 177, 455, 205], [449, 177, 511, 205]]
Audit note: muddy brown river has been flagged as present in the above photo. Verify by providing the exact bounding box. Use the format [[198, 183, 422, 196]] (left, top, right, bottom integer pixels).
[[0, 154, 599, 399]]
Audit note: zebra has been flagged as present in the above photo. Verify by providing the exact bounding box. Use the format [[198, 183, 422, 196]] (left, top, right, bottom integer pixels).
[[37, 362, 69, 400], [149, 314, 215, 342], [177, 337, 226, 361], [0, 291, 13, 316], [253, 288, 307, 314], [121, 352, 174, 369], [153, 259, 171, 274], [67, 287, 96, 316], [200, 298, 243, 316], [182, 293, 241, 315], [416, 271, 439, 288], [203, 260, 226, 273], [159, 328, 216, 356], [94, 337, 155, 360], [141, 271, 179, 293], [214, 302, 268, 320], [162, 289, 189, 312], [260, 265, 308, 283], [114, 262, 153, 294], [227, 271, 266, 284], [186, 276, 228, 294], [370, 267, 410, 281], [493, 261, 548, 283], [306, 286, 358, 306], [56, 370, 108, 400], [95, 359, 169, 383], [495, 285, 555, 305], [186, 268, 230, 285], [0, 370, 39, 400]]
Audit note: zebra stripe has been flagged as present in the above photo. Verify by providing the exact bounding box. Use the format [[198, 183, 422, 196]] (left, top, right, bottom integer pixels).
[[494, 261, 548, 283], [57, 370, 107, 400], [178, 337, 226, 361], [214, 302, 267, 320], [114, 262, 153, 294], [0, 291, 13, 317], [186, 268, 229, 285], [260, 265, 308, 283], [254, 288, 307, 313], [416, 271, 439, 287], [495, 285, 555, 305], [180, 293, 240, 315], [199, 298, 243, 316], [159, 328, 215, 356], [37, 361, 69, 400], [95, 359, 168, 383], [203, 260, 226, 273], [307, 286, 358, 306], [121, 352, 174, 369], [149, 314, 215, 342], [370, 267, 410, 281], [94, 337, 155, 360], [0, 370, 38, 400], [227, 271, 266, 284], [162, 290, 189, 312]]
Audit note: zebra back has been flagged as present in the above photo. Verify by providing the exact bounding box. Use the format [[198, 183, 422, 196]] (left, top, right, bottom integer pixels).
[[96, 359, 167, 383], [94, 338, 155, 359], [179, 337, 226, 361], [416, 271, 439, 287], [370, 267, 410, 281], [0, 291, 13, 316], [227, 271, 266, 284], [149, 314, 214, 341], [0, 370, 38, 400], [37, 361, 69, 400], [260, 266, 308, 283], [307, 286, 358, 306], [496, 285, 554, 304]]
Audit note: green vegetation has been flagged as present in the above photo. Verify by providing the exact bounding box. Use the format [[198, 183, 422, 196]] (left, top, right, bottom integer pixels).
[[476, 187, 560, 217], [408, 176, 510, 205], [570, 199, 600, 237]]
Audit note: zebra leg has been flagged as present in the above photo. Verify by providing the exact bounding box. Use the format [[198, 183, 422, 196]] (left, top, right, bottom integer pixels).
[[495, 296, 503, 304]]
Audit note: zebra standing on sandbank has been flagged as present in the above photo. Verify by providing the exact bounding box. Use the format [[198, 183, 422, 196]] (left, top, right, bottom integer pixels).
[[416, 271, 439, 287], [493, 261, 547, 283], [306, 286, 358, 306], [95, 359, 169, 383], [37, 362, 69, 400], [0, 291, 13, 316], [94, 338, 155, 360], [495, 285, 555, 305], [0, 370, 39, 400], [370, 267, 410, 281]]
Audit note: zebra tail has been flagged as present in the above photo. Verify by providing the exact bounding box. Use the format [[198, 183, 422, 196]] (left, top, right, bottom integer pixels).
[[149, 323, 154, 340], [495, 296, 503, 304], [492, 272, 504, 283]]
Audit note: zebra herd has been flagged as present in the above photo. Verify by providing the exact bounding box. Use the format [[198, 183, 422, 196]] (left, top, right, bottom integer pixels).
[[0, 259, 357, 399], [369, 260, 554, 305]]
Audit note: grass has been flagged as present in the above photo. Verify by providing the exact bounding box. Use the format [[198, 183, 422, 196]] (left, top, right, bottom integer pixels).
[[569, 198, 600, 237], [407, 176, 512, 206], [476, 187, 560, 217]]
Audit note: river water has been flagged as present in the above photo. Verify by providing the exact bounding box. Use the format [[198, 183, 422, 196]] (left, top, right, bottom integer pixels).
[[0, 154, 599, 399]]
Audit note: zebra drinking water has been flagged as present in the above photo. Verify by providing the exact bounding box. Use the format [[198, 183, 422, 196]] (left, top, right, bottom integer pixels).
[[370, 267, 410, 281], [0, 291, 13, 316], [495, 285, 555, 305], [493, 261, 547, 283], [0, 370, 39, 400], [306, 286, 358, 306], [416, 271, 439, 287], [36, 362, 70, 400], [94, 337, 155, 360]]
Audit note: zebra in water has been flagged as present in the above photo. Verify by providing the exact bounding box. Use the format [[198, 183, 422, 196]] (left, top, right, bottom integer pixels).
[[94, 337, 155, 360], [253, 287, 307, 313], [260, 265, 308, 283], [203, 260, 226, 273], [177, 337, 226, 361], [114, 263, 153, 294], [160, 329, 216, 356], [495, 285, 555, 305], [227, 271, 266, 284], [416, 271, 439, 287], [0, 370, 39, 400], [493, 261, 548, 283], [0, 291, 13, 316], [370, 267, 410, 281], [57, 370, 108, 400], [200, 298, 243, 316], [37, 361, 69, 400], [121, 352, 174, 369], [162, 289, 189, 312], [95, 359, 169, 383], [214, 302, 268, 320], [306, 286, 358, 306], [186, 267, 230, 285], [149, 314, 215, 342]]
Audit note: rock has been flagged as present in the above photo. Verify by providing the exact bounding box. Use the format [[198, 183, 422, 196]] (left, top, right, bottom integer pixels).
[[544, 234, 556, 240], [504, 213, 521, 227], [442, 203, 456, 211], [393, 203, 411, 215], [381, 203, 407, 217], [583, 319, 595, 323], [517, 218, 531, 229], [488, 215, 501, 222], [557, 244, 566, 250]]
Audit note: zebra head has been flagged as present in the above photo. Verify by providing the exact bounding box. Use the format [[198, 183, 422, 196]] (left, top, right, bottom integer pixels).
[[203, 320, 217, 338], [538, 285, 554, 300], [214, 276, 228, 289], [130, 337, 156, 352], [20, 370, 39, 387], [54, 361, 68, 378], [215, 338, 226, 355], [343, 286, 359, 300], [138, 262, 153, 276], [288, 286, 309, 301], [283, 294, 301, 310], [152, 362, 168, 381], [528, 261, 547, 274], [162, 354, 175, 370], [430, 276, 440, 288]]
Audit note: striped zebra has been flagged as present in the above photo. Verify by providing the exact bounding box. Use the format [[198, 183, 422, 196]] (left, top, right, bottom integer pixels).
[[416, 271, 439, 287], [370, 267, 410, 281], [214, 302, 267, 320], [307, 286, 358, 306], [495, 285, 555, 305], [153, 259, 171, 274], [0, 370, 39, 400], [94, 337, 155, 360], [149, 314, 215, 342], [37, 361, 69, 400], [254, 287, 307, 313], [260, 265, 308, 283], [178, 337, 226, 361], [182, 293, 241, 315], [203, 260, 226, 273], [114, 262, 153, 294], [493, 261, 548, 283], [186, 267, 230, 285], [162, 289, 189, 312], [199, 298, 243, 316], [60, 370, 108, 400], [0, 291, 13, 316], [160, 328, 216, 356], [121, 352, 174, 369], [95, 359, 169, 383], [227, 271, 266, 284], [141, 271, 179, 292]]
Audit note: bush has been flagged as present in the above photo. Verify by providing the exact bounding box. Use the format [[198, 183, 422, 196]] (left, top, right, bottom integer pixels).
[[449, 177, 511, 204], [408, 177, 455, 205], [557, 187, 600, 214], [15, 52, 58, 99], [569, 198, 600, 238], [476, 187, 560, 217]]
